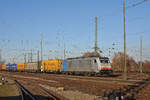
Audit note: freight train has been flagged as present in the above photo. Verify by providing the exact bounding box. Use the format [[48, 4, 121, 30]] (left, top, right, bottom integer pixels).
[[0, 56, 112, 75]]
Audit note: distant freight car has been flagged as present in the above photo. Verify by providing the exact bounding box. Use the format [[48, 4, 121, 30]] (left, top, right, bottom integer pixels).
[[17, 63, 26, 71], [0, 65, 2, 70], [2, 65, 6, 70], [6, 64, 17, 71], [61, 57, 112, 75], [25, 62, 40, 72], [41, 60, 62, 72]]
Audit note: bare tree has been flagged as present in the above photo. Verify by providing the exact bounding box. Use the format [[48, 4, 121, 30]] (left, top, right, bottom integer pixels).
[[142, 60, 150, 73], [82, 52, 101, 58], [111, 52, 138, 72]]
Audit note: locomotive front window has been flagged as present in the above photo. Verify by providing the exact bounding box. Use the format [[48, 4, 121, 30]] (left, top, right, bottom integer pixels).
[[94, 59, 97, 63], [100, 59, 109, 63]]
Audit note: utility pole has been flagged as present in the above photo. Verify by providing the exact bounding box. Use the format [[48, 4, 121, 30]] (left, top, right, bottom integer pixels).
[[64, 43, 66, 60], [40, 33, 43, 61], [140, 34, 143, 73], [37, 50, 40, 62], [63, 36, 66, 60], [123, 0, 127, 80], [94, 16, 98, 56], [24, 53, 26, 64], [0, 49, 1, 60], [12, 57, 15, 64], [0, 49, 2, 63], [37, 50, 40, 72], [28, 53, 30, 62], [30, 49, 32, 62]]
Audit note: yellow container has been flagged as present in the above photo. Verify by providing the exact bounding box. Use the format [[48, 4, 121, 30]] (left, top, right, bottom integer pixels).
[[2, 65, 6, 70], [17, 63, 26, 71], [42, 60, 62, 72], [0, 65, 2, 70]]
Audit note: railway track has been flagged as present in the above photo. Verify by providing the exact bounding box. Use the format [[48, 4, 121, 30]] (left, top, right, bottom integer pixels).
[[2, 71, 149, 84], [5, 72, 139, 86], [103, 77, 150, 100], [14, 72, 144, 83], [15, 80, 37, 100], [48, 74, 141, 83], [38, 85, 69, 100], [15, 80, 68, 100], [2, 71, 150, 99]]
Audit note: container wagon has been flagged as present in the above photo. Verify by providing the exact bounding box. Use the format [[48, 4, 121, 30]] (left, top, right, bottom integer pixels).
[[17, 63, 26, 72], [2, 64, 6, 71], [25, 62, 40, 72], [0, 64, 2, 70], [61, 57, 112, 75], [41, 60, 62, 73], [6, 64, 17, 71]]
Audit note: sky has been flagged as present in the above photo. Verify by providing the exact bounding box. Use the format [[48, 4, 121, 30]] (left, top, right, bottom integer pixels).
[[0, 0, 150, 63]]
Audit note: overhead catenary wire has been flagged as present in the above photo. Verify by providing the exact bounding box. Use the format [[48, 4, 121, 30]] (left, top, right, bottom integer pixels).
[[100, 0, 149, 18], [126, 0, 148, 8]]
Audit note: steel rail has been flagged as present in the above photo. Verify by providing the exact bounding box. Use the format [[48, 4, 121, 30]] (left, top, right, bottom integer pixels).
[[14, 80, 37, 100], [19, 88, 25, 100], [38, 85, 70, 100], [38, 85, 57, 100]]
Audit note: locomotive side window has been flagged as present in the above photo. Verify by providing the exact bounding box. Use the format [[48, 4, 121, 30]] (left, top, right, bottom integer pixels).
[[94, 59, 97, 63]]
